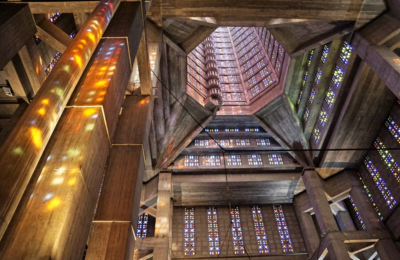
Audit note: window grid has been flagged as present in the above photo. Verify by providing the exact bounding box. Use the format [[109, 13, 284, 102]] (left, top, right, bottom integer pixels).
[[136, 213, 148, 238], [226, 155, 242, 166], [273, 205, 294, 253], [364, 157, 397, 209], [349, 196, 366, 230], [268, 154, 284, 165], [324, 88, 336, 108], [236, 139, 250, 146], [260, 67, 269, 78], [216, 139, 234, 147], [340, 42, 353, 65], [374, 137, 400, 183], [195, 139, 209, 147], [208, 207, 220, 255], [203, 155, 221, 166], [184, 208, 195, 255], [303, 108, 310, 121], [231, 207, 245, 255], [332, 66, 345, 88], [251, 85, 261, 96], [248, 155, 263, 166], [275, 60, 281, 72], [385, 116, 400, 144], [263, 76, 274, 88], [318, 109, 329, 127], [225, 128, 239, 132], [252, 206, 269, 254], [313, 126, 321, 144], [321, 45, 330, 63], [358, 173, 383, 220], [256, 139, 271, 146], [315, 67, 322, 84], [309, 88, 316, 103], [184, 156, 199, 167], [245, 128, 259, 132], [205, 128, 219, 132]]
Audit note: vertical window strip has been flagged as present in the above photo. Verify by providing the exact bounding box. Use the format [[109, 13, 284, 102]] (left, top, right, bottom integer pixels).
[[348, 196, 366, 230], [184, 208, 195, 256], [340, 42, 353, 65], [358, 173, 383, 220], [252, 206, 269, 254], [273, 205, 293, 253], [208, 207, 220, 255], [231, 207, 245, 254], [137, 213, 148, 238], [385, 116, 400, 144], [374, 137, 400, 183], [320, 45, 330, 63], [364, 157, 397, 209]]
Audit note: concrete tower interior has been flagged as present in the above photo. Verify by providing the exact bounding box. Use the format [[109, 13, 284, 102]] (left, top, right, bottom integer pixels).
[[1, 0, 400, 259]]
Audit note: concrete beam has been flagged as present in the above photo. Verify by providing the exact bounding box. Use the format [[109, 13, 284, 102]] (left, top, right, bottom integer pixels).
[[35, 17, 72, 53], [181, 25, 217, 54], [3, 59, 30, 103], [73, 13, 89, 31]]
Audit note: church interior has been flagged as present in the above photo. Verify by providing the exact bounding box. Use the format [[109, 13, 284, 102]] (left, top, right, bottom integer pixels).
[[1, 0, 400, 259]]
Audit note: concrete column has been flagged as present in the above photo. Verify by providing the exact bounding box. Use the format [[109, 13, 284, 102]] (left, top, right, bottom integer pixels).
[[375, 239, 400, 260], [86, 95, 152, 260], [328, 240, 352, 260], [346, 170, 385, 230], [73, 13, 89, 31], [0, 103, 28, 148], [294, 196, 320, 256], [303, 170, 339, 234], [154, 172, 172, 260], [0, 0, 121, 241], [3, 59, 30, 103], [335, 211, 356, 231]]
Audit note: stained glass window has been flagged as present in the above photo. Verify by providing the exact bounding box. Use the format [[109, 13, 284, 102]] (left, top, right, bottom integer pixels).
[[364, 157, 397, 209], [251, 85, 261, 96], [252, 206, 269, 253], [49, 12, 61, 23], [236, 139, 250, 146], [232, 93, 242, 101], [340, 42, 353, 65], [46, 52, 62, 75], [257, 60, 266, 69], [248, 155, 263, 166], [216, 139, 234, 147], [231, 207, 245, 255], [332, 66, 345, 88], [225, 128, 239, 132], [263, 76, 274, 88], [313, 126, 321, 144], [308, 49, 315, 66], [385, 116, 400, 143], [373, 137, 400, 183], [315, 67, 322, 84], [321, 45, 330, 63], [203, 155, 221, 166], [246, 68, 255, 78], [275, 60, 281, 72], [205, 128, 219, 132], [195, 139, 209, 147], [359, 173, 383, 220], [309, 88, 316, 103], [260, 67, 269, 78], [208, 207, 220, 255], [184, 208, 195, 255], [318, 109, 328, 127], [297, 91, 303, 105], [245, 128, 259, 132], [256, 139, 270, 146], [248, 76, 257, 86], [302, 71, 308, 87], [303, 108, 310, 121], [226, 155, 242, 166], [273, 205, 293, 253], [184, 156, 199, 167], [349, 196, 366, 230], [268, 154, 284, 165], [137, 213, 148, 238], [278, 45, 285, 58], [324, 88, 336, 108]]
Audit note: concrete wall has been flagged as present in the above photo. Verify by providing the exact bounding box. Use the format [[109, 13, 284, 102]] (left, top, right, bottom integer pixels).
[[172, 204, 306, 258]]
